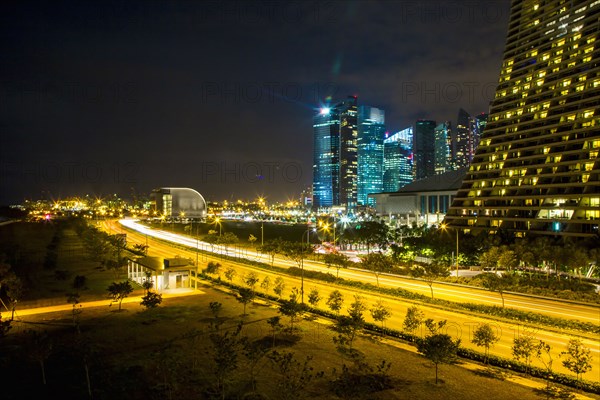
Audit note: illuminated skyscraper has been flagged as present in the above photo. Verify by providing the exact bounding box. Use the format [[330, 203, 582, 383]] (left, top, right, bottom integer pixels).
[[312, 96, 358, 209], [446, 0, 600, 238], [414, 120, 436, 180], [434, 122, 453, 174], [383, 127, 414, 192], [453, 108, 471, 169], [357, 105, 386, 206]]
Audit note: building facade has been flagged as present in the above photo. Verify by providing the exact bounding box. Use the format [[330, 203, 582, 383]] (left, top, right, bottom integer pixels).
[[414, 119, 437, 180], [369, 169, 466, 228], [151, 187, 207, 219], [313, 96, 358, 210], [383, 127, 414, 192], [453, 108, 471, 169], [445, 0, 600, 238], [357, 105, 386, 206], [434, 121, 453, 174]]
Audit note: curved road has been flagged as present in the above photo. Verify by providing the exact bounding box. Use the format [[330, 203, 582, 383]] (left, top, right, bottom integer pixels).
[[112, 219, 600, 324]]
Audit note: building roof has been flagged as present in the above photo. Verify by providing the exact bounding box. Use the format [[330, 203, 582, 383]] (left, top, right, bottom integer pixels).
[[397, 168, 467, 194]]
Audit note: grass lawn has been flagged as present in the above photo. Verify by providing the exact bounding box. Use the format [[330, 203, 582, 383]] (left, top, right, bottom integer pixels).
[[3, 283, 570, 400], [1, 221, 597, 399]]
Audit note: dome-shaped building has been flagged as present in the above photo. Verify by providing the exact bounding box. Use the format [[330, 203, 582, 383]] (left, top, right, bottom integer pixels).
[[152, 187, 207, 219]]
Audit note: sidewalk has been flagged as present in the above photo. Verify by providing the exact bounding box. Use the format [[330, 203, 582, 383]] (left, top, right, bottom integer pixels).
[[5, 288, 202, 318]]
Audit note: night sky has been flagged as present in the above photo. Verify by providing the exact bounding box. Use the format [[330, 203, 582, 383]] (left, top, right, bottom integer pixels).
[[0, 1, 511, 205]]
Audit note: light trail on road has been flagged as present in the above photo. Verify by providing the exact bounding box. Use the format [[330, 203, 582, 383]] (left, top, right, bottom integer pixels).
[[117, 219, 600, 324], [96, 219, 600, 381]]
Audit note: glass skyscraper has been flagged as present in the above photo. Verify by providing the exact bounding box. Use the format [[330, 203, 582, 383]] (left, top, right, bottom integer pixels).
[[453, 108, 471, 169], [434, 122, 452, 174], [446, 0, 600, 238], [383, 127, 414, 192], [312, 96, 358, 209], [357, 105, 386, 206], [414, 120, 436, 180]]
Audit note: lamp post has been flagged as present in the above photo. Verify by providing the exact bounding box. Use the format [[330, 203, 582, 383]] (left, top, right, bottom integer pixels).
[[301, 228, 315, 303], [333, 214, 336, 251], [441, 224, 460, 281], [261, 222, 264, 246]]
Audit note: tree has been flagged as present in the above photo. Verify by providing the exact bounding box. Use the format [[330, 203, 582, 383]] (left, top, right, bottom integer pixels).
[[497, 246, 518, 272], [370, 300, 392, 335], [209, 301, 223, 319], [417, 333, 460, 384], [66, 292, 83, 333], [403, 306, 425, 336], [248, 234, 257, 247], [241, 336, 270, 393], [209, 322, 243, 398], [512, 330, 537, 373], [237, 287, 255, 316], [205, 261, 222, 278], [26, 329, 53, 385], [354, 221, 389, 253], [260, 275, 271, 294], [334, 295, 366, 349], [307, 287, 321, 307], [267, 316, 283, 347], [360, 252, 393, 288], [273, 276, 285, 299], [561, 339, 593, 386], [0, 313, 11, 338], [326, 290, 344, 315], [280, 240, 314, 303], [141, 271, 154, 294], [268, 351, 323, 400], [218, 232, 239, 255], [107, 280, 134, 311], [132, 243, 149, 255], [471, 323, 500, 364], [204, 232, 219, 252], [5, 274, 23, 320], [279, 288, 305, 331], [424, 318, 447, 335], [535, 340, 555, 393], [322, 252, 349, 279], [73, 274, 87, 290], [259, 238, 282, 266], [410, 259, 449, 299], [224, 267, 237, 283], [141, 291, 163, 309], [481, 273, 514, 308], [244, 271, 259, 292]]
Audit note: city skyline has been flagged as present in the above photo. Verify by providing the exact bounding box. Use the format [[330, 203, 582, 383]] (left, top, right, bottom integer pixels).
[[1, 1, 512, 204]]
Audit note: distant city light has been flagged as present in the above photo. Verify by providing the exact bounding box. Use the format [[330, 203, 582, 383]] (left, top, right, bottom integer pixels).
[[320, 107, 330, 115]]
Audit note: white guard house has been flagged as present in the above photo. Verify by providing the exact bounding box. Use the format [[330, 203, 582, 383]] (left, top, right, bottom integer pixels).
[[128, 256, 197, 291]]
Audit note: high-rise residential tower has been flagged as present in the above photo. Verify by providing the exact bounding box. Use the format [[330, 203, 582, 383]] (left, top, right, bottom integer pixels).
[[357, 105, 386, 206], [312, 96, 358, 209], [414, 120, 437, 180], [446, 0, 600, 238], [383, 127, 414, 192]]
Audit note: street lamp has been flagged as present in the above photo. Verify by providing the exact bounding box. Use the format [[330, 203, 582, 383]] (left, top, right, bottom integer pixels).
[[213, 215, 222, 236], [441, 223, 459, 281], [301, 228, 316, 303]]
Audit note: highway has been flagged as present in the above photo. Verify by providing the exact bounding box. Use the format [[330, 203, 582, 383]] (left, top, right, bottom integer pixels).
[[114, 219, 600, 325], [98, 219, 600, 380]]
